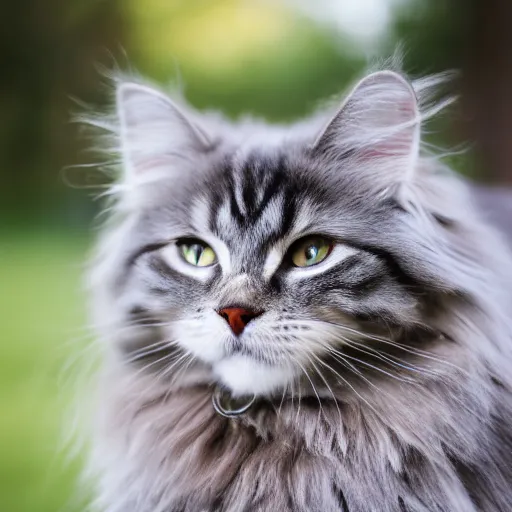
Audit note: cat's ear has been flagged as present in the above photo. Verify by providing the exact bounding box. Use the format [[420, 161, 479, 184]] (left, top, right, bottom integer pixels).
[[117, 82, 211, 184], [313, 71, 420, 191]]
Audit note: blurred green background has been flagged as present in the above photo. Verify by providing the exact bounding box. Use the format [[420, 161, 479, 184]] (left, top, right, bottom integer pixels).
[[1, 0, 508, 510]]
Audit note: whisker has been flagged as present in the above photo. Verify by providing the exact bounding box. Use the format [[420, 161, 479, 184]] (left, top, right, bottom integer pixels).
[[328, 348, 416, 384], [113, 352, 186, 420], [170, 353, 195, 385], [337, 336, 440, 378], [328, 348, 484, 423], [163, 353, 195, 401], [314, 354, 382, 419], [289, 374, 296, 417], [296, 378, 303, 423], [123, 340, 178, 364], [326, 350, 375, 386], [290, 355, 323, 423], [362, 334, 469, 376], [278, 382, 287, 416], [327, 349, 420, 404], [306, 318, 469, 376], [135, 351, 178, 376], [88, 319, 171, 333], [308, 352, 342, 423], [329, 341, 420, 383], [158, 352, 192, 382], [337, 323, 449, 357]]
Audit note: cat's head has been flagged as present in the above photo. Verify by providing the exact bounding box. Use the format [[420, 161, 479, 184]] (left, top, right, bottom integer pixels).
[[90, 70, 463, 397]]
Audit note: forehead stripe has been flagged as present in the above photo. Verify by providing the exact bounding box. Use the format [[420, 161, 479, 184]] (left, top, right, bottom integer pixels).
[[206, 156, 306, 253]]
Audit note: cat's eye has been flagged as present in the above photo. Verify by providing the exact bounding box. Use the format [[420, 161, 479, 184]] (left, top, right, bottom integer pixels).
[[290, 236, 333, 267], [177, 239, 217, 267]]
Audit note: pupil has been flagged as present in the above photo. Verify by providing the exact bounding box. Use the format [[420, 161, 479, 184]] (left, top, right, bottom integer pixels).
[[306, 245, 317, 261], [191, 244, 202, 263]]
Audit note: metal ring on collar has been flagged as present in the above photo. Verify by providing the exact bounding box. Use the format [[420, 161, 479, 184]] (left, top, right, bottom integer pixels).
[[212, 386, 256, 418]]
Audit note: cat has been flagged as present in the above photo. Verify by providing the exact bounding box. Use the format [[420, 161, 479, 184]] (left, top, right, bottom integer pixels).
[[82, 68, 512, 512]]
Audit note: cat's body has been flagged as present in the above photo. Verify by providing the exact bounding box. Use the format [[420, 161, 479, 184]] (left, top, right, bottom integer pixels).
[[84, 70, 512, 511]]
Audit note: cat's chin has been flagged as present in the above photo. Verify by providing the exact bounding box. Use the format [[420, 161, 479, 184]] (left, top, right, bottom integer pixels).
[[213, 355, 295, 397]]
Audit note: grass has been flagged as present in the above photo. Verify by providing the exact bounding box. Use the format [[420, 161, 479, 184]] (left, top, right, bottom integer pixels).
[[0, 231, 90, 512]]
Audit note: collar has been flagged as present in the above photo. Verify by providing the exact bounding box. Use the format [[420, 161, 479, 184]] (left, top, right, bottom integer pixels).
[[212, 385, 256, 418]]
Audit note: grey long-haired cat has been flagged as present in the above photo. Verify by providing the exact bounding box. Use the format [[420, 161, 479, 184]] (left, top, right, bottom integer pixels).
[[83, 68, 512, 512]]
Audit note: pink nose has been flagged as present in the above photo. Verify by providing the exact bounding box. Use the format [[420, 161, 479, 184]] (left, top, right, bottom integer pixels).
[[217, 307, 261, 335]]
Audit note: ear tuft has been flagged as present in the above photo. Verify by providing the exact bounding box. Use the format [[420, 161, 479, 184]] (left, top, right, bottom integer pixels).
[[116, 82, 211, 183], [313, 70, 421, 187]]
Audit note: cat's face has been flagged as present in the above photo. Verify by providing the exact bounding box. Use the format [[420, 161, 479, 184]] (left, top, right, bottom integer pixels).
[[94, 72, 451, 397], [122, 154, 423, 396]]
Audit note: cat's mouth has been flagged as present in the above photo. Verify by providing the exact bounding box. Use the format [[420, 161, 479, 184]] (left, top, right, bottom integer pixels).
[[223, 337, 270, 362]]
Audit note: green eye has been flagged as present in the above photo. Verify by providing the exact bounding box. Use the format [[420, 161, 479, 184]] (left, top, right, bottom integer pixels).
[[178, 240, 217, 267], [291, 236, 332, 267]]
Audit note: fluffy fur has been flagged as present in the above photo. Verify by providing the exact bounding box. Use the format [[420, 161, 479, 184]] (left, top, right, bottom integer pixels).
[[82, 68, 512, 511]]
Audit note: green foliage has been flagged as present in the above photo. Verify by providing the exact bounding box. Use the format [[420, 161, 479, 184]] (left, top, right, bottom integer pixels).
[[0, 233, 88, 512], [125, 0, 363, 120]]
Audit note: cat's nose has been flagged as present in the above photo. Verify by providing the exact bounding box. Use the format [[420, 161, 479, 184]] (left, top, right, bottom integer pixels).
[[217, 307, 262, 336]]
